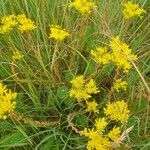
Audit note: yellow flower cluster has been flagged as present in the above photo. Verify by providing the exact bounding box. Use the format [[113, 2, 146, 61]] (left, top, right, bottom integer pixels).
[[80, 117, 121, 150], [104, 100, 130, 123], [70, 76, 99, 102], [17, 14, 37, 32], [69, 0, 96, 14], [86, 101, 98, 113], [113, 78, 127, 92], [91, 47, 111, 65], [0, 83, 17, 120], [0, 14, 36, 34], [80, 100, 130, 149], [95, 117, 107, 131], [49, 25, 70, 41], [70, 75, 85, 88], [110, 36, 137, 73], [91, 36, 137, 73], [108, 127, 121, 141], [122, 1, 146, 19], [0, 15, 17, 34], [12, 51, 24, 61]]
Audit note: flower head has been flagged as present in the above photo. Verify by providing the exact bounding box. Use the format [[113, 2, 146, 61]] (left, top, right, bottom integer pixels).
[[0, 83, 17, 120], [12, 51, 24, 61], [69, 0, 96, 14], [87, 137, 111, 150], [70, 88, 90, 101], [122, 1, 146, 19], [85, 79, 99, 94], [17, 14, 37, 32], [86, 101, 99, 113], [91, 47, 111, 65], [104, 100, 130, 123], [69, 76, 99, 101], [49, 25, 70, 41], [108, 127, 121, 141], [80, 128, 98, 139], [94, 117, 108, 132], [70, 75, 85, 88], [80, 127, 111, 150], [0, 15, 18, 34], [110, 36, 137, 73], [113, 78, 127, 92]]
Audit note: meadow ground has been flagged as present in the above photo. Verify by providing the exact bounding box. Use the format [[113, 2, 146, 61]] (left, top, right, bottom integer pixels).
[[0, 0, 150, 150]]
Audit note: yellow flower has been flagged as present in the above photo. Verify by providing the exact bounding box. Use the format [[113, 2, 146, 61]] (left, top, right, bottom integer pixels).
[[0, 14, 36, 33], [86, 101, 99, 113], [110, 36, 137, 73], [80, 128, 98, 139], [12, 51, 24, 61], [80, 128, 111, 150], [69, 0, 96, 14], [104, 100, 130, 123], [91, 47, 111, 65], [70, 88, 90, 101], [113, 78, 127, 92], [17, 14, 37, 32], [69, 76, 99, 101], [0, 83, 17, 120], [70, 75, 85, 88], [94, 117, 107, 132], [87, 137, 111, 150], [49, 25, 70, 41], [122, 1, 146, 19], [0, 15, 18, 34], [85, 79, 99, 94], [108, 127, 121, 141]]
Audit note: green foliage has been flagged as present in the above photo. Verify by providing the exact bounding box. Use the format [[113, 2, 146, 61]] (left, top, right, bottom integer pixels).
[[0, 129, 30, 148]]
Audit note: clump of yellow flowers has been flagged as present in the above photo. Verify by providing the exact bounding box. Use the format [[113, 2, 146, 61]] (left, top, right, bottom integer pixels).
[[108, 127, 121, 141], [0, 15, 18, 34], [104, 100, 130, 123], [91, 36, 137, 73], [12, 51, 24, 61], [17, 14, 37, 32], [91, 47, 111, 65], [113, 78, 127, 92], [69, 0, 96, 14], [80, 100, 130, 150], [110, 36, 137, 73], [122, 1, 146, 19], [0, 83, 17, 120], [69, 74, 130, 150], [49, 25, 70, 41], [70, 76, 99, 113], [86, 101, 99, 113], [0, 14, 36, 34], [70, 75, 99, 102]]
